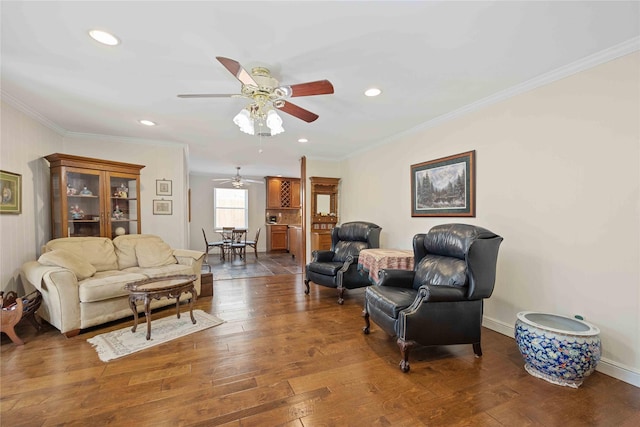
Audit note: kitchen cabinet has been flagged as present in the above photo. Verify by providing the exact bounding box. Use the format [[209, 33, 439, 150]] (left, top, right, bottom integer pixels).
[[265, 177, 301, 209], [288, 226, 302, 259], [266, 224, 288, 252], [45, 153, 144, 239]]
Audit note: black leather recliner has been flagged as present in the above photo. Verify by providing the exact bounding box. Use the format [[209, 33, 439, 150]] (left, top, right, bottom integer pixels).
[[305, 221, 382, 304], [363, 223, 503, 372]]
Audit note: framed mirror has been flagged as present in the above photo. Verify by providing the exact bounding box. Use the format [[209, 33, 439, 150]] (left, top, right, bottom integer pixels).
[[316, 194, 331, 215]]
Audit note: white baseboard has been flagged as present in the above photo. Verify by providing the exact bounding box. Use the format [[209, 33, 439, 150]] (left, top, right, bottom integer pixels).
[[482, 316, 640, 388]]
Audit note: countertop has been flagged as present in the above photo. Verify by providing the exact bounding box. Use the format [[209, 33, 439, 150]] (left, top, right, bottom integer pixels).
[[266, 223, 301, 228]]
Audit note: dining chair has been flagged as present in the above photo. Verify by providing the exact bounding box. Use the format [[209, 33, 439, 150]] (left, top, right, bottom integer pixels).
[[219, 227, 234, 261], [202, 228, 224, 271], [245, 227, 261, 259], [230, 228, 247, 261]]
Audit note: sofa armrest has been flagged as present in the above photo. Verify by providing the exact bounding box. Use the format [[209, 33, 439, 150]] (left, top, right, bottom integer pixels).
[[20, 261, 81, 334], [173, 249, 205, 265], [172, 249, 205, 295], [377, 269, 415, 288]]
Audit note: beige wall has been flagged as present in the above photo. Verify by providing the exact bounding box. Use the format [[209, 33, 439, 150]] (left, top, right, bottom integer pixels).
[[0, 100, 63, 293], [340, 52, 640, 385]]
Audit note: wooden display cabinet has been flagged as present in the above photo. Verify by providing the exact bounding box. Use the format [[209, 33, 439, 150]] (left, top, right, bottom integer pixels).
[[45, 153, 144, 239], [310, 177, 340, 251]]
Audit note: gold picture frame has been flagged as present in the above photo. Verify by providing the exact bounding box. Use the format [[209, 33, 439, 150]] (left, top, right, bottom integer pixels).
[[411, 150, 476, 217], [0, 170, 22, 214]]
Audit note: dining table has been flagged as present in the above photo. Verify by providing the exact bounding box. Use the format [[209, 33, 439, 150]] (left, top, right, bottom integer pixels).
[[215, 228, 247, 261]]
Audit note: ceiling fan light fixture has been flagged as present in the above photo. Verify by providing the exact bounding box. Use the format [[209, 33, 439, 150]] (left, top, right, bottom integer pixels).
[[88, 29, 120, 46], [233, 109, 254, 135], [139, 119, 156, 126], [266, 110, 284, 136]]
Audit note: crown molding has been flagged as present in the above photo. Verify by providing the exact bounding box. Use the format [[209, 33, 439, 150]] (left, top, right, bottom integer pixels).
[[1, 91, 67, 135], [347, 36, 640, 160], [64, 131, 183, 148]]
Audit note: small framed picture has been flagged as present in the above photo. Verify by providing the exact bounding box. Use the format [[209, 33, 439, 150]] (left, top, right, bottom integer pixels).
[[153, 199, 172, 215], [0, 170, 22, 214], [156, 179, 172, 196]]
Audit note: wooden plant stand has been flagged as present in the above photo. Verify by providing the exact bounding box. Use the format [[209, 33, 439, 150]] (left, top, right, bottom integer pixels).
[[1, 290, 42, 345]]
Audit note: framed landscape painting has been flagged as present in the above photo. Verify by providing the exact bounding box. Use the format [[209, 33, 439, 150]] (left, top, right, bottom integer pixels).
[[0, 170, 22, 214], [411, 150, 475, 217]]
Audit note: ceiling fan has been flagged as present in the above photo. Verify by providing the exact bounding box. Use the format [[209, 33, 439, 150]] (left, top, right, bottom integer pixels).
[[212, 167, 264, 188], [178, 57, 334, 135]]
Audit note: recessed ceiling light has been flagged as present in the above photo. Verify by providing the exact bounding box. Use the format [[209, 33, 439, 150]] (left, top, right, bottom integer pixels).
[[298, 138, 308, 143], [89, 30, 119, 46], [364, 88, 382, 97], [139, 119, 156, 126]]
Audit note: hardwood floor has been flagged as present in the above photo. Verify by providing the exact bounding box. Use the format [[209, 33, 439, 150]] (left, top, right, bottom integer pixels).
[[2, 269, 639, 426]]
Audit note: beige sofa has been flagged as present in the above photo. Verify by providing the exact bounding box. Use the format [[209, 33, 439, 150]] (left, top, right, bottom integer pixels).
[[20, 234, 204, 337]]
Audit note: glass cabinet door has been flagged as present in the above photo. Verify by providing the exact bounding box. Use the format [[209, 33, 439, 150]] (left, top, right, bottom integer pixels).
[[107, 172, 140, 238], [64, 169, 102, 237]]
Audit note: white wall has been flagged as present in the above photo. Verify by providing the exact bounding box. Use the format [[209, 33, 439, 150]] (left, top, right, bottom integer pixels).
[[188, 173, 267, 253], [0, 100, 63, 293], [340, 52, 640, 386]]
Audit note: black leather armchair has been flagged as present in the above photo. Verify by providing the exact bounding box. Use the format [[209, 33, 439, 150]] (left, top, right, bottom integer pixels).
[[305, 221, 382, 304], [363, 223, 503, 372]]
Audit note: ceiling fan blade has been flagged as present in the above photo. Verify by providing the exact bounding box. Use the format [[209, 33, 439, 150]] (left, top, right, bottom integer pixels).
[[216, 56, 258, 87], [244, 179, 264, 184], [286, 80, 334, 97], [276, 101, 319, 123], [178, 94, 240, 98], [212, 178, 232, 182]]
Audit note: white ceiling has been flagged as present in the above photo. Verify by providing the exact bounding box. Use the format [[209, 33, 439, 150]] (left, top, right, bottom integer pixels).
[[2, 1, 639, 179]]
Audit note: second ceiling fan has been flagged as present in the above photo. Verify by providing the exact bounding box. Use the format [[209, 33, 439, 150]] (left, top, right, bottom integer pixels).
[[178, 57, 334, 135], [212, 167, 263, 188]]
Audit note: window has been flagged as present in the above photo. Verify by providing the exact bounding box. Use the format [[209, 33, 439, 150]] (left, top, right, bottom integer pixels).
[[214, 188, 248, 229]]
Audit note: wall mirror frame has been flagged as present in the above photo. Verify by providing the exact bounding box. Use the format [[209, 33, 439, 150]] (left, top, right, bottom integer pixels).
[[310, 176, 340, 224]]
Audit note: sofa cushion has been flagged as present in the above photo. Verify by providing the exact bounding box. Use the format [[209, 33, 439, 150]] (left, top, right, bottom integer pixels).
[[79, 270, 148, 303], [135, 239, 177, 268], [124, 263, 193, 279], [113, 234, 176, 269], [45, 237, 118, 272], [38, 249, 97, 280]]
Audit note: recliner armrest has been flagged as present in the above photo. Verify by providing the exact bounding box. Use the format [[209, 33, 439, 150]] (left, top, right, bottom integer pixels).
[[421, 284, 467, 302], [377, 269, 415, 288], [312, 250, 335, 262]]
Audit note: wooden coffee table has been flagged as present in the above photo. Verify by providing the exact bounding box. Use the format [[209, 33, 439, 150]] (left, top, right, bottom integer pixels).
[[125, 275, 197, 340]]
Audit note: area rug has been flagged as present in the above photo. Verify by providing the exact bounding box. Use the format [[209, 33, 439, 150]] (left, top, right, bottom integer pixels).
[[87, 310, 224, 362]]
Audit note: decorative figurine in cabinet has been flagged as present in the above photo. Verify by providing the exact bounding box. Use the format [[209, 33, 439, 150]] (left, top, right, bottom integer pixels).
[[45, 153, 144, 239]]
